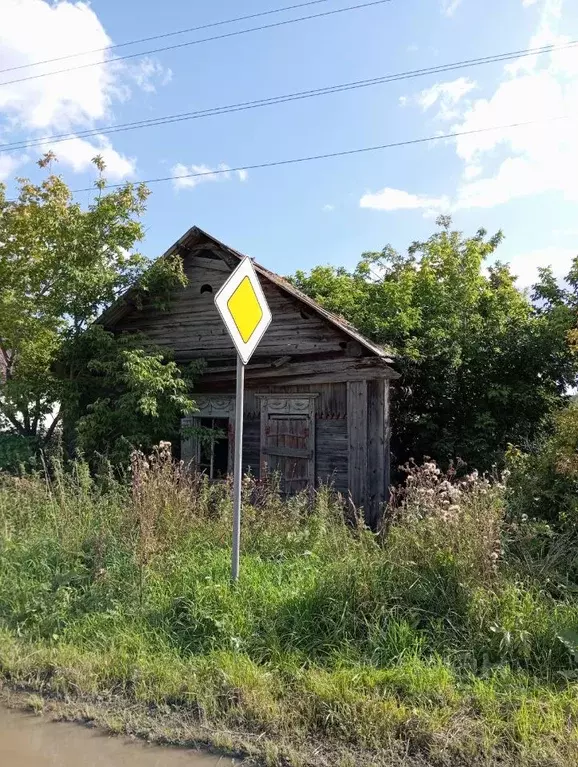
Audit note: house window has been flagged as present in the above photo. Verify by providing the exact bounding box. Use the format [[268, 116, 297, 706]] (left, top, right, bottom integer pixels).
[[181, 395, 235, 478], [198, 417, 229, 479], [257, 394, 318, 495]]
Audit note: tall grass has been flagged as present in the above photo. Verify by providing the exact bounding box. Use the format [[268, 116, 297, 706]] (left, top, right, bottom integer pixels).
[[1, 449, 577, 765]]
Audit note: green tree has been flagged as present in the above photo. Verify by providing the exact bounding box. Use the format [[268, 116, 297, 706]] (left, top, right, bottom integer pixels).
[[64, 326, 197, 465], [0, 154, 192, 462], [291, 217, 577, 470]]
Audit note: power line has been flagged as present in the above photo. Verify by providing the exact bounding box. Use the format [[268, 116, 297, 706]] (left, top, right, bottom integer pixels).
[[0, 0, 333, 75], [0, 0, 392, 88], [64, 114, 572, 194], [3, 39, 576, 156]]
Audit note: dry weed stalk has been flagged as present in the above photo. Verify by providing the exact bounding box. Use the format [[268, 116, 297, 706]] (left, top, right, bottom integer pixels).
[[386, 459, 505, 582]]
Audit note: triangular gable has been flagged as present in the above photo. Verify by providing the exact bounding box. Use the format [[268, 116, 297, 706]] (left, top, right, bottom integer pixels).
[[98, 226, 395, 363]]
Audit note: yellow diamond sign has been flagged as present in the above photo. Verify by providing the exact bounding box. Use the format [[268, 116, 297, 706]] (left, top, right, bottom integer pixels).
[[227, 276, 263, 343], [214, 257, 272, 364]]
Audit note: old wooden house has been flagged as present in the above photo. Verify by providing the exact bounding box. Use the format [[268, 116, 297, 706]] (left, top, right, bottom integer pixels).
[[99, 226, 399, 525]]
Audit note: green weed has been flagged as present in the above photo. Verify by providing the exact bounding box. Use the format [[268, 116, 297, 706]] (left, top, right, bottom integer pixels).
[[0, 453, 577, 765]]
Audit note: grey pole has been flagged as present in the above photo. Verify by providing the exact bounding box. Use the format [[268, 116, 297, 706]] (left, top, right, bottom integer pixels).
[[231, 353, 245, 582]]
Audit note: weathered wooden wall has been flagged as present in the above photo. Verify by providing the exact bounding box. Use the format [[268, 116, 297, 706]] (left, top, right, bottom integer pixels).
[[347, 381, 368, 510], [243, 419, 261, 476], [346, 379, 391, 524], [367, 379, 390, 525], [197, 382, 349, 493], [316, 418, 348, 493], [114, 251, 353, 362]]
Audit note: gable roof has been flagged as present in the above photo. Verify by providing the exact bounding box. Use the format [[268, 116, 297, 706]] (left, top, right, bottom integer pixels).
[[98, 226, 394, 362]]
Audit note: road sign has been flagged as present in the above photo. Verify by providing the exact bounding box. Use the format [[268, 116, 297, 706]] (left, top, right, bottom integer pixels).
[[214, 257, 272, 365], [214, 258, 272, 581]]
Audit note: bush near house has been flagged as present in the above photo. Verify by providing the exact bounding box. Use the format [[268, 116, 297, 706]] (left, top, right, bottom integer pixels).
[[506, 401, 578, 529], [1, 447, 578, 766]]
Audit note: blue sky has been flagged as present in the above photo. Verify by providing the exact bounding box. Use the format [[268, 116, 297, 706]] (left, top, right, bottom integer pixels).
[[1, 0, 578, 286]]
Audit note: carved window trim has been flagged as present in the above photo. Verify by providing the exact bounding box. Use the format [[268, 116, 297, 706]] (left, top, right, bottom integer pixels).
[[255, 393, 318, 415], [194, 394, 235, 418]]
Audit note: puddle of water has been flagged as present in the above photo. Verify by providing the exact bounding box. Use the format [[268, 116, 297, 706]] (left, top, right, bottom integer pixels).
[[0, 706, 237, 766]]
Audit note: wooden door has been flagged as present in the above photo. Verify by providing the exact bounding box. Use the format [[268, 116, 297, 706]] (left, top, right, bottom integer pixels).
[[258, 396, 317, 495]]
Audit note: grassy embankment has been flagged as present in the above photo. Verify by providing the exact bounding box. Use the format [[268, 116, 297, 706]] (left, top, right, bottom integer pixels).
[[1, 449, 578, 766]]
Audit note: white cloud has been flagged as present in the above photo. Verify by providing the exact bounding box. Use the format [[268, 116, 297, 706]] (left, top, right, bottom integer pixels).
[[0, 154, 27, 181], [450, 0, 578, 209], [441, 0, 462, 16], [45, 136, 136, 181], [130, 58, 172, 94], [416, 77, 477, 119], [0, 0, 169, 181], [366, 0, 578, 214], [323, 204, 335, 212], [523, 0, 539, 5], [463, 164, 483, 179], [360, 187, 450, 215], [504, 246, 576, 287], [0, 0, 117, 131], [172, 163, 248, 191]]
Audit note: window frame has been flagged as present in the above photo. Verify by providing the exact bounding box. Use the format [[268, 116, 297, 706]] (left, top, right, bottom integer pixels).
[[181, 395, 235, 477], [256, 394, 318, 489]]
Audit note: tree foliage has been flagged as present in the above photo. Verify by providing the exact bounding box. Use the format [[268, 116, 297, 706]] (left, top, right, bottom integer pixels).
[[0, 155, 192, 461], [506, 402, 578, 528], [66, 326, 197, 465], [291, 217, 578, 470]]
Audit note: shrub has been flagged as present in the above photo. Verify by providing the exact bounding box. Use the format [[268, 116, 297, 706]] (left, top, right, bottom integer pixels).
[[0, 433, 38, 473], [506, 402, 578, 528]]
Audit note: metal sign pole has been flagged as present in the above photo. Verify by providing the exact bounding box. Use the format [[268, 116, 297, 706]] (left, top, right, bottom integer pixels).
[[214, 257, 271, 582], [231, 353, 245, 582]]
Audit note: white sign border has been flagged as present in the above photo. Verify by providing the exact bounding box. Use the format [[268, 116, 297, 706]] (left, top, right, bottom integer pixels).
[[214, 257, 272, 365]]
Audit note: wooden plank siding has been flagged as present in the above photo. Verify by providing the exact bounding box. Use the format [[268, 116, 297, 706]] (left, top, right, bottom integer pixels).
[[347, 381, 368, 511], [316, 418, 348, 493], [114, 251, 352, 361], [243, 420, 261, 476], [243, 384, 347, 420], [344, 380, 392, 524], [367, 379, 389, 527], [196, 383, 348, 492]]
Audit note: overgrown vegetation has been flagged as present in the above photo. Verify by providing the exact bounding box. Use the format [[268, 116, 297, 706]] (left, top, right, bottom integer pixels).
[[1, 446, 577, 766], [0, 155, 192, 466], [291, 216, 578, 470], [506, 400, 578, 530]]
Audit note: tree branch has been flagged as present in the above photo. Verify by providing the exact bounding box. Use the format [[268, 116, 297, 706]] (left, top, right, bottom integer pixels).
[[31, 398, 43, 436], [0, 343, 14, 380], [1, 407, 26, 436], [43, 408, 62, 446], [22, 407, 31, 436]]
